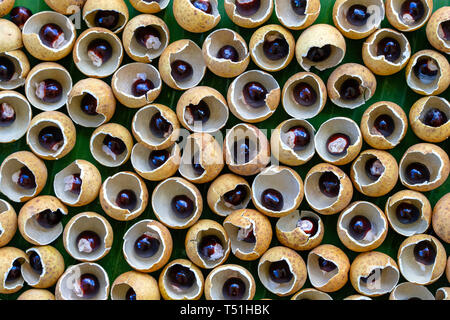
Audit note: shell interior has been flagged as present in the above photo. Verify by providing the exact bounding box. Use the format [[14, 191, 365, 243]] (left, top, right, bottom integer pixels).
[[435, 288, 449, 300], [225, 124, 262, 166], [336, 0, 385, 33], [181, 95, 229, 133], [111, 282, 134, 300], [399, 151, 442, 187], [58, 263, 109, 300], [2, 257, 25, 291], [252, 30, 291, 70], [391, 282, 434, 300], [67, 90, 106, 127], [0, 93, 31, 143], [0, 52, 26, 90], [84, 10, 127, 33], [0, 158, 37, 201], [293, 289, 332, 300], [352, 153, 387, 188], [152, 179, 200, 228], [26, 67, 72, 111], [24, 207, 66, 245], [339, 202, 386, 246], [417, 96, 450, 127], [367, 29, 410, 65], [207, 265, 253, 300], [193, 228, 229, 268], [227, 0, 272, 22], [90, 131, 128, 167], [215, 184, 251, 216], [133, 105, 175, 148], [357, 265, 399, 296], [300, 45, 345, 71], [258, 258, 296, 294], [75, 31, 123, 78], [437, 20, 450, 48], [103, 173, 145, 215], [307, 252, 340, 288], [129, 24, 168, 61], [123, 220, 167, 271], [27, 119, 68, 158], [406, 54, 441, 95], [332, 74, 372, 108], [205, 29, 248, 63], [65, 215, 110, 261], [21, 248, 45, 286], [315, 117, 361, 162], [276, 210, 321, 244], [252, 167, 301, 213], [366, 103, 406, 146], [304, 170, 342, 210], [223, 217, 257, 256], [131, 142, 178, 175], [230, 70, 279, 121], [23, 11, 75, 52], [275, 0, 319, 28], [113, 63, 161, 102], [390, 0, 431, 28], [178, 135, 211, 181], [168, 41, 205, 89], [398, 239, 437, 284], [283, 75, 324, 119], [278, 119, 316, 162], [162, 262, 202, 299], [386, 196, 429, 236]]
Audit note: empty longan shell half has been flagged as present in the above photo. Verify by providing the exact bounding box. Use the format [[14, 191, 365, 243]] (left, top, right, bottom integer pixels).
[[18, 195, 68, 246], [63, 211, 113, 262], [0, 151, 48, 203], [67, 78, 116, 128]]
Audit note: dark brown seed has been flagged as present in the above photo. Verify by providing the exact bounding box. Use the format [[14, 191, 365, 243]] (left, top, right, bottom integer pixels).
[[293, 82, 317, 106], [170, 60, 193, 82], [94, 10, 119, 30], [243, 82, 267, 108], [235, 0, 261, 17]]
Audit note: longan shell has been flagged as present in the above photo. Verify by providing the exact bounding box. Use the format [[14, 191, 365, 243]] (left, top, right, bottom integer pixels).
[[17, 289, 56, 300], [446, 257, 450, 283], [0, 200, 17, 247], [0, 19, 23, 52], [27, 111, 77, 161], [0, 247, 27, 294], [274, 0, 320, 30], [308, 244, 350, 292], [349, 251, 399, 297], [224, 0, 273, 29], [426, 6, 450, 54], [0, 51, 30, 91], [173, 0, 220, 33], [350, 149, 399, 197], [397, 234, 446, 285], [385, 0, 433, 32], [432, 193, 450, 244], [258, 246, 307, 297], [0, 151, 48, 203], [82, 0, 129, 33], [112, 271, 160, 300], [0, 0, 15, 18], [223, 209, 272, 261], [25, 246, 65, 289], [44, 0, 87, 14], [129, 0, 170, 14]]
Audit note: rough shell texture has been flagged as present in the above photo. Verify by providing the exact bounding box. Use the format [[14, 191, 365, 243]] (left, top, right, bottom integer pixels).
[[158, 258, 204, 300], [129, 0, 170, 14], [409, 96, 450, 143], [0, 247, 27, 294], [304, 163, 353, 215], [360, 101, 408, 150], [399, 143, 450, 192], [307, 244, 350, 292], [337, 201, 388, 252], [291, 288, 333, 300], [0, 199, 17, 247], [274, 0, 320, 30], [432, 193, 450, 244], [397, 234, 446, 285], [349, 251, 399, 297], [111, 271, 160, 300], [0, 0, 15, 18], [389, 282, 435, 300], [22, 246, 65, 289], [26, 111, 76, 161], [224, 0, 273, 29], [82, 0, 129, 33], [0, 50, 30, 90], [0, 151, 48, 203], [173, 0, 220, 33], [223, 208, 272, 261], [350, 149, 399, 197], [0, 19, 22, 52], [18, 195, 68, 246], [426, 6, 450, 54], [362, 28, 411, 76], [63, 211, 113, 262], [44, 0, 87, 14], [257, 246, 307, 297], [386, 0, 433, 32], [0, 90, 32, 142], [17, 289, 56, 300]]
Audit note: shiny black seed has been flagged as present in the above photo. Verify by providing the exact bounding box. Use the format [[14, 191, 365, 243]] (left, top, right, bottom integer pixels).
[[102, 135, 126, 156], [10, 6, 32, 29], [77, 274, 100, 298], [291, 0, 307, 15], [235, 0, 261, 17], [38, 23, 64, 48], [423, 108, 447, 127], [269, 260, 293, 283], [217, 45, 239, 62], [171, 195, 194, 219], [87, 39, 113, 66], [404, 162, 430, 185], [6, 260, 22, 283], [148, 149, 170, 169], [36, 209, 63, 229], [80, 93, 98, 115], [293, 82, 317, 107], [318, 172, 340, 197], [135, 26, 161, 49], [222, 277, 246, 300], [396, 202, 420, 224], [149, 112, 173, 138], [326, 133, 351, 155], [198, 235, 223, 260], [125, 288, 136, 300], [223, 185, 248, 207], [191, 155, 205, 175], [191, 0, 212, 14], [76, 230, 101, 253], [0, 57, 15, 82], [134, 234, 160, 258], [263, 36, 289, 61], [297, 217, 318, 236], [287, 126, 311, 151], [28, 251, 43, 275], [348, 215, 372, 241], [260, 188, 284, 211], [339, 78, 361, 100], [233, 138, 254, 164], [38, 126, 64, 151], [373, 114, 395, 137], [318, 257, 337, 272], [400, 0, 425, 24], [170, 60, 193, 82], [346, 5, 370, 26], [116, 189, 137, 211], [37, 79, 63, 103], [413, 240, 436, 265], [243, 82, 267, 108], [306, 45, 332, 62], [185, 101, 210, 124], [94, 10, 119, 30], [132, 78, 155, 97], [413, 57, 439, 85], [16, 166, 36, 190], [377, 37, 401, 62], [167, 264, 196, 290]]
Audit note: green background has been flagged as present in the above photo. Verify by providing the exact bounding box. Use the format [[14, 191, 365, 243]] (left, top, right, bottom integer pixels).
[[0, 0, 448, 300]]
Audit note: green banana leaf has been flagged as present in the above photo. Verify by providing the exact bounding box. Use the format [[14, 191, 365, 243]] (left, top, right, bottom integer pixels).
[[0, 0, 448, 300]]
